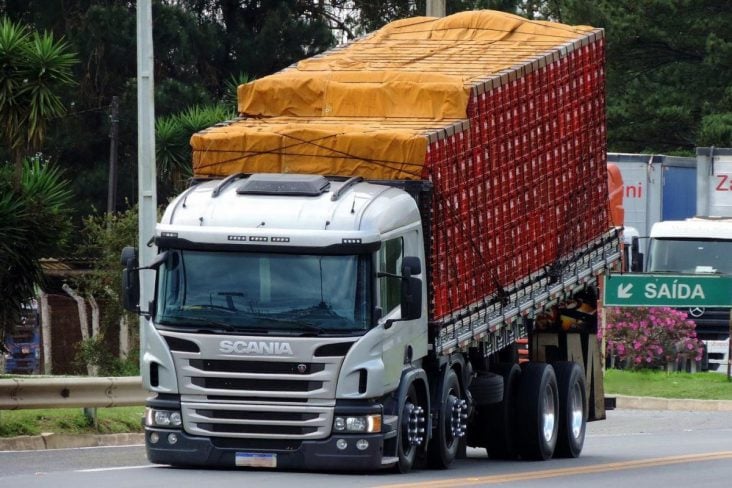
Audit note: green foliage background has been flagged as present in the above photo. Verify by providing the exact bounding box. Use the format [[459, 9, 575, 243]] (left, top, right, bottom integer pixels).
[[1, 0, 729, 217]]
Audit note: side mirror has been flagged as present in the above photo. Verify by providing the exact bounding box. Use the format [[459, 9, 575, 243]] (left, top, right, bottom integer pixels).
[[121, 246, 140, 313], [400, 276, 422, 321], [398, 256, 423, 322], [401, 256, 421, 276], [381, 256, 424, 329]]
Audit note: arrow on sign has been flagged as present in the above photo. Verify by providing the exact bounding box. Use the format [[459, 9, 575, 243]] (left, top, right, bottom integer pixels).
[[617, 283, 633, 299]]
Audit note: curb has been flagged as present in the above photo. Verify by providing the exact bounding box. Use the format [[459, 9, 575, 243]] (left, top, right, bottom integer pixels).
[[613, 395, 732, 412], [0, 432, 144, 452]]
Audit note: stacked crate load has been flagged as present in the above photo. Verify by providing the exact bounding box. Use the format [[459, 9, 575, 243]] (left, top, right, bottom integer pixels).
[[189, 10, 611, 349]]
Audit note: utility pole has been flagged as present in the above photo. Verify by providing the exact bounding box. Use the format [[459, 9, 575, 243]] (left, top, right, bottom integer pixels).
[[137, 0, 157, 374], [426, 0, 446, 17], [106, 96, 119, 216]]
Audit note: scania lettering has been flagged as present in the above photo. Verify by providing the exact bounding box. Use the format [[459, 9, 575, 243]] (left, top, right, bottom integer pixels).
[[219, 340, 294, 356], [122, 11, 620, 473]]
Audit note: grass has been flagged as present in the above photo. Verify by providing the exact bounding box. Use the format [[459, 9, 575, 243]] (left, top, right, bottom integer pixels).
[[604, 368, 732, 400], [0, 407, 144, 438]]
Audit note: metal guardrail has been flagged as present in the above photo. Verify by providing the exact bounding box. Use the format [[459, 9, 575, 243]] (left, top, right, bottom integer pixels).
[[0, 376, 147, 410]]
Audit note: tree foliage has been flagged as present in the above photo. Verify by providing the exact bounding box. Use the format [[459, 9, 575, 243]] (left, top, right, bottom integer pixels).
[[72, 205, 140, 375], [559, 0, 732, 153]]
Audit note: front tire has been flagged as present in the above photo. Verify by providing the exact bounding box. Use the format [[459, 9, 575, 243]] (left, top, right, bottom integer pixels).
[[428, 368, 466, 469], [517, 362, 559, 460], [553, 361, 587, 458], [395, 382, 426, 473]]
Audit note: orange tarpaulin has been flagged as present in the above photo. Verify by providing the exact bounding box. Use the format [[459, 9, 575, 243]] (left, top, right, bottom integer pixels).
[[192, 10, 596, 179]]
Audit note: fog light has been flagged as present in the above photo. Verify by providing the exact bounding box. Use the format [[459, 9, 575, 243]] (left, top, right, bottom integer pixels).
[[150, 432, 159, 444], [336, 439, 348, 450], [167, 433, 178, 445], [356, 439, 369, 451]]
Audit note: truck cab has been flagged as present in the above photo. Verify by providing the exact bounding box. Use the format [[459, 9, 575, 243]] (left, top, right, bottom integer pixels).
[[126, 174, 429, 470], [646, 217, 732, 370]]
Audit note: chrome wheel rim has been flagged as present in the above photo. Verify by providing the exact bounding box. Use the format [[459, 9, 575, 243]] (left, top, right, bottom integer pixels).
[[569, 381, 584, 439], [542, 384, 556, 443]]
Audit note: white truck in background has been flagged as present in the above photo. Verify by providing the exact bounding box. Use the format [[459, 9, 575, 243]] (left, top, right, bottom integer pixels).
[[645, 148, 732, 371]]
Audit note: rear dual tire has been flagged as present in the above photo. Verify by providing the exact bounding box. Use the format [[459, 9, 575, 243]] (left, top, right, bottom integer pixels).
[[517, 362, 559, 460], [553, 361, 587, 458], [517, 361, 587, 460]]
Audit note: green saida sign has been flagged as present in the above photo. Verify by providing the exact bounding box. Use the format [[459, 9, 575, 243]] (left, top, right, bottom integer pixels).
[[603, 274, 732, 307]]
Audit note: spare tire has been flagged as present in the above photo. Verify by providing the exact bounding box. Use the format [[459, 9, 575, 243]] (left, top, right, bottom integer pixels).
[[468, 371, 504, 406]]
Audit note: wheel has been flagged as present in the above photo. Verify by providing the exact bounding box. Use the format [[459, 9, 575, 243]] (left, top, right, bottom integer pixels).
[[553, 361, 587, 458], [465, 370, 504, 449], [428, 368, 466, 469], [395, 382, 427, 473], [485, 363, 521, 459], [517, 362, 559, 460], [468, 371, 503, 406]]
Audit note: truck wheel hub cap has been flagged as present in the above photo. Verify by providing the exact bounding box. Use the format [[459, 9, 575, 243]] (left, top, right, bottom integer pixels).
[[405, 403, 426, 446], [449, 396, 468, 438]]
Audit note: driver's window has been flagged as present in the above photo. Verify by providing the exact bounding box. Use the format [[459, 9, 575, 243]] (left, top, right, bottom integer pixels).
[[378, 237, 403, 314]]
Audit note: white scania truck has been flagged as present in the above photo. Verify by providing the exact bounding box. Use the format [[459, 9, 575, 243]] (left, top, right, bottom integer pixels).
[[122, 11, 620, 472]]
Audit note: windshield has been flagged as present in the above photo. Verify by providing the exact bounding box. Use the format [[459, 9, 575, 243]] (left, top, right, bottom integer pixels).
[[155, 250, 372, 335], [647, 238, 732, 274]]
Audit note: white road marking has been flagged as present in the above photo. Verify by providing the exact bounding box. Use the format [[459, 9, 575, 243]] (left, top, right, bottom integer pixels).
[[76, 465, 153, 473]]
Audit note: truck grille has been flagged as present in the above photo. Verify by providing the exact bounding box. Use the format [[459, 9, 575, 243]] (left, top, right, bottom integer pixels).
[[165, 333, 355, 440], [189, 359, 325, 375], [182, 402, 333, 439]]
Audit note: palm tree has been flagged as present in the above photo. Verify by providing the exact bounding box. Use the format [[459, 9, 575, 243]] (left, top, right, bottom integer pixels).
[[0, 17, 76, 184]]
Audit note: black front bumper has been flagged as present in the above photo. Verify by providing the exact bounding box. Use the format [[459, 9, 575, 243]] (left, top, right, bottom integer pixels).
[[145, 428, 388, 471]]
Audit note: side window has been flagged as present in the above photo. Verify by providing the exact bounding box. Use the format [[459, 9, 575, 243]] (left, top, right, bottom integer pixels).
[[378, 237, 403, 314]]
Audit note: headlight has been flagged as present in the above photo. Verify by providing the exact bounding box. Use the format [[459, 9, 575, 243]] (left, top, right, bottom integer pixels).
[[145, 408, 183, 428], [333, 414, 381, 433]]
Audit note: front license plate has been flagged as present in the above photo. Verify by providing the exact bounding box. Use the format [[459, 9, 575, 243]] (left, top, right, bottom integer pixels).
[[235, 452, 277, 468]]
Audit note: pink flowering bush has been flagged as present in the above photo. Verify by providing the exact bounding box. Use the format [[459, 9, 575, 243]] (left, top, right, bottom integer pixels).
[[603, 307, 704, 370]]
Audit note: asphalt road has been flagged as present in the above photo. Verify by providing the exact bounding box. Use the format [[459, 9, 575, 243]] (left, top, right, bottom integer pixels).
[[2, 408, 732, 487]]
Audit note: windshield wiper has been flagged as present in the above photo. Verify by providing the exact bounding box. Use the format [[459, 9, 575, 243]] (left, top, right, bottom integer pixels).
[[251, 316, 326, 334], [158, 315, 236, 332]]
